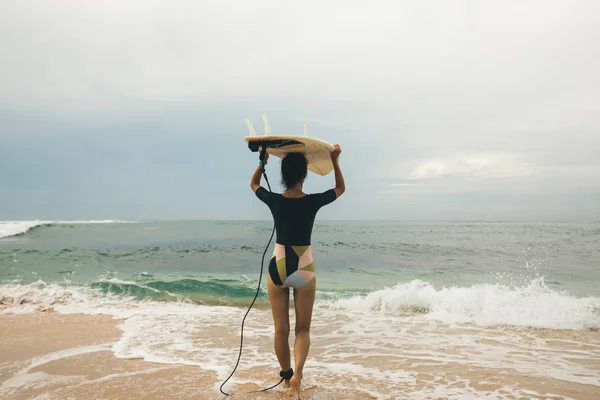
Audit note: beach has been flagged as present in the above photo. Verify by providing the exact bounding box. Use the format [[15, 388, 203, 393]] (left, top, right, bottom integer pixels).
[[1, 220, 600, 399], [4, 0, 600, 397], [0, 313, 376, 400], [1, 313, 599, 400]]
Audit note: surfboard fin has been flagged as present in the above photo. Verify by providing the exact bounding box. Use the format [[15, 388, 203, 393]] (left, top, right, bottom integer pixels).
[[245, 119, 256, 136], [262, 114, 271, 136], [304, 117, 308, 136]]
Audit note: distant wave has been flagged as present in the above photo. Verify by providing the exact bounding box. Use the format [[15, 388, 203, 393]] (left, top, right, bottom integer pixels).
[[0, 220, 137, 239], [0, 221, 48, 239]]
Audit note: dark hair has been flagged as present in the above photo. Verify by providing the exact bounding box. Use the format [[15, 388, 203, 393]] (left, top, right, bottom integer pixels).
[[281, 153, 308, 189]]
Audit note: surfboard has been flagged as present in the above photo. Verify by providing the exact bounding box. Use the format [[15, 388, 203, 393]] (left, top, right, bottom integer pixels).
[[244, 115, 336, 176]]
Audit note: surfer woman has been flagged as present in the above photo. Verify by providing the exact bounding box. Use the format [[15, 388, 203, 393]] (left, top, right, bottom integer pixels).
[[250, 144, 345, 399]]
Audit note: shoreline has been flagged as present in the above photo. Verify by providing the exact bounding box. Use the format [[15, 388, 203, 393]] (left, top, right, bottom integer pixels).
[[1, 313, 599, 399], [0, 313, 376, 400]]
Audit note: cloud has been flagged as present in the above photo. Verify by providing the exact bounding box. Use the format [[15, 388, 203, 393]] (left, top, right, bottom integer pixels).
[[0, 0, 599, 220], [408, 153, 537, 181], [2, 1, 599, 115], [410, 161, 447, 180]]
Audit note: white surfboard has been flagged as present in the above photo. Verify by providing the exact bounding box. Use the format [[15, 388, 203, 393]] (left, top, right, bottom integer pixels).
[[244, 115, 335, 176]]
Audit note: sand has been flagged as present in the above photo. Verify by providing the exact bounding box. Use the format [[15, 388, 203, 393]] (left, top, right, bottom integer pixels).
[[1, 313, 599, 400], [0, 314, 374, 400]]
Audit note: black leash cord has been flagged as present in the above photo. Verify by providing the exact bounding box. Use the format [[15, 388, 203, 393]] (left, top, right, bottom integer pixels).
[[257, 378, 285, 393], [219, 165, 282, 396]]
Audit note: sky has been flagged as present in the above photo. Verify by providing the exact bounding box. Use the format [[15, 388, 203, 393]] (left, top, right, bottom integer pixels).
[[1, 0, 599, 221]]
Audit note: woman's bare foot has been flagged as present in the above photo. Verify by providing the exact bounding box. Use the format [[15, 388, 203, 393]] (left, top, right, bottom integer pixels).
[[287, 374, 302, 400], [284, 379, 290, 388]]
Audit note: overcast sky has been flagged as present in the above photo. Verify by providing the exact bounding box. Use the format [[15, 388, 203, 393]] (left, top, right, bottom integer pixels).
[[1, 0, 599, 221]]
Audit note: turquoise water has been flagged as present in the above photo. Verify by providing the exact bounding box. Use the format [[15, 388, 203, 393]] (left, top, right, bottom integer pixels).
[[2, 220, 599, 399], [1, 220, 599, 304]]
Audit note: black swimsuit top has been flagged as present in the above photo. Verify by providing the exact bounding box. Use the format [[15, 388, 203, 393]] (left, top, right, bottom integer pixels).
[[255, 187, 337, 246]]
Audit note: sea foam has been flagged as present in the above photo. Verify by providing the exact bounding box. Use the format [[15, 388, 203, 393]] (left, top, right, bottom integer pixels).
[[2, 278, 598, 330], [330, 278, 600, 330]]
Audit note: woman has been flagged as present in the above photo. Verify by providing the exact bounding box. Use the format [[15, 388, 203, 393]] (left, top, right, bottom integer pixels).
[[250, 144, 345, 399]]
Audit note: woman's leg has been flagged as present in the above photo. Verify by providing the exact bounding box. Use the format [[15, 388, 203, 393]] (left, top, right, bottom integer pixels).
[[267, 275, 291, 384], [289, 277, 316, 399]]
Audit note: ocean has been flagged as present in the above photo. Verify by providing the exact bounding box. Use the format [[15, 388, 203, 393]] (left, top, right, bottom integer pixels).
[[1, 220, 599, 399]]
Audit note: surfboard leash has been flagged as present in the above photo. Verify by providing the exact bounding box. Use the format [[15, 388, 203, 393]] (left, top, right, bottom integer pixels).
[[219, 148, 286, 396]]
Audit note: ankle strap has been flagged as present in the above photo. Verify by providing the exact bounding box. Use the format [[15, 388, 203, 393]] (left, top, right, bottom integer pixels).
[[280, 368, 294, 380]]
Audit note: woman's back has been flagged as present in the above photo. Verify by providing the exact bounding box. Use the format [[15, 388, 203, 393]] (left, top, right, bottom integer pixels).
[[255, 188, 337, 246]]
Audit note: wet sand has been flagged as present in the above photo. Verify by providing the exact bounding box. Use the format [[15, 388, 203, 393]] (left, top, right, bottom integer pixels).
[[0, 314, 374, 399], [1, 313, 599, 399]]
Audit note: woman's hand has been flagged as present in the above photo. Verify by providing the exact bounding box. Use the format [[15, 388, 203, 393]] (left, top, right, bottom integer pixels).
[[251, 149, 268, 192], [330, 144, 345, 197], [260, 147, 270, 163], [330, 144, 342, 162]]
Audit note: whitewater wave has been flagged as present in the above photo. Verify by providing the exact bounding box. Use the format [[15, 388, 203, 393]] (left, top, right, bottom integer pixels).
[[1, 278, 599, 330], [0, 220, 137, 239], [331, 278, 600, 330], [0, 221, 45, 239], [0, 280, 176, 317]]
